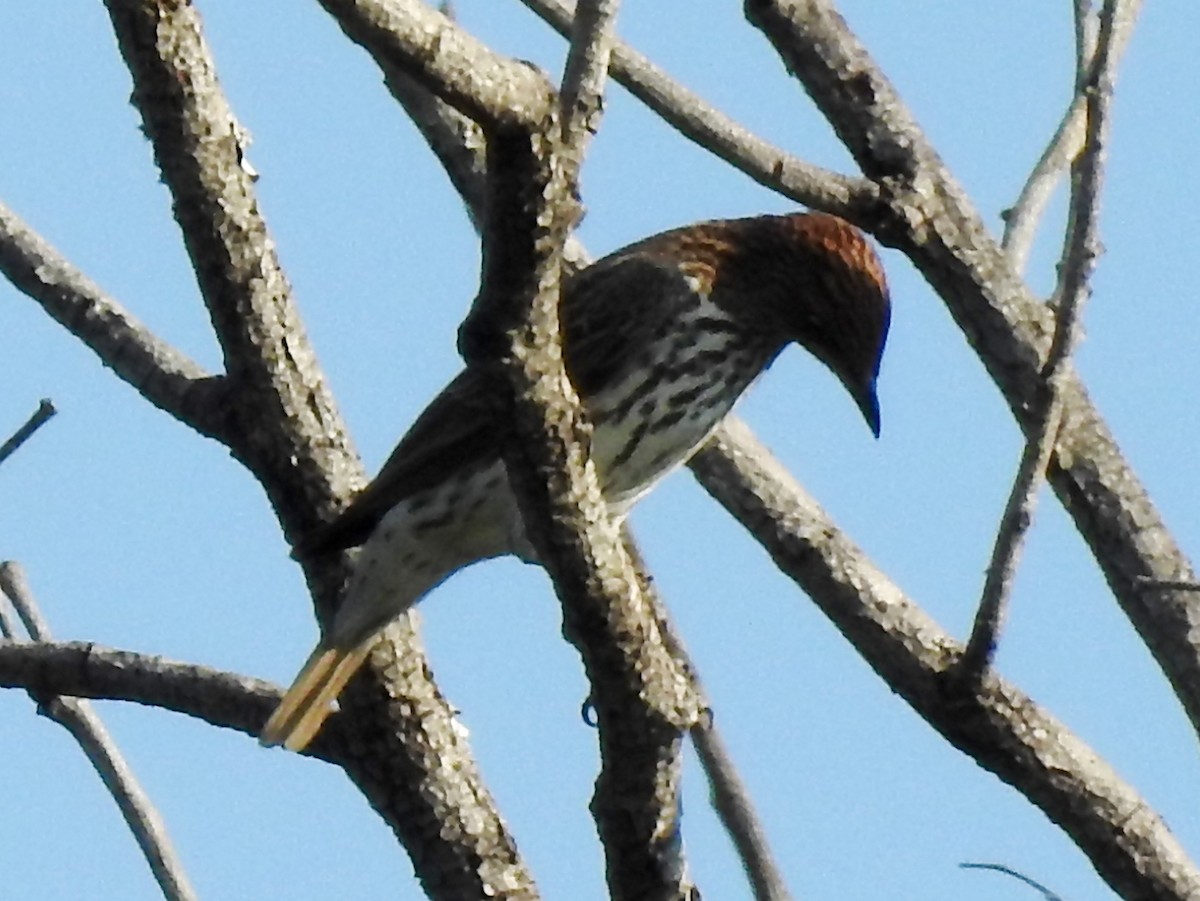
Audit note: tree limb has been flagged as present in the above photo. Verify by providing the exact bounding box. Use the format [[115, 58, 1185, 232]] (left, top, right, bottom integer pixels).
[[99, 4, 538, 897], [520, 0, 879, 218], [0, 202, 227, 440], [690, 418, 1200, 901], [0, 565, 198, 901], [743, 0, 1200, 744], [464, 87, 702, 901], [386, 47, 785, 892], [960, 0, 1121, 679], [318, 0, 555, 130]]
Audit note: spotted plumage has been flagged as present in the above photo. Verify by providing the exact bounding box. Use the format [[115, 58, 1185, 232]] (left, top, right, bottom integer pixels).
[[261, 211, 891, 752]]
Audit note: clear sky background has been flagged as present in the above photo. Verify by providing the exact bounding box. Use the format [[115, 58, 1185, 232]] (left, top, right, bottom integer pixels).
[[2, 4, 1198, 900]]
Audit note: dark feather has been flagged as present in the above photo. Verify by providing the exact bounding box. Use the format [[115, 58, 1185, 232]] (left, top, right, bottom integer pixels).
[[293, 247, 703, 558]]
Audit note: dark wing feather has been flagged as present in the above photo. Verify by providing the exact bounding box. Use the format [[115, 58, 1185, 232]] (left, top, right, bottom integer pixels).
[[293, 368, 499, 557], [561, 249, 699, 397], [294, 246, 698, 557]]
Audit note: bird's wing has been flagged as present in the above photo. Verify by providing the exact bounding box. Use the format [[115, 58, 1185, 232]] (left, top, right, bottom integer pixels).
[[294, 249, 697, 557], [562, 249, 700, 397], [293, 368, 499, 557]]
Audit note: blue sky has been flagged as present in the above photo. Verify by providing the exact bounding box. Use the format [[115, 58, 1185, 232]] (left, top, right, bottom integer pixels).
[[2, 3, 1198, 899]]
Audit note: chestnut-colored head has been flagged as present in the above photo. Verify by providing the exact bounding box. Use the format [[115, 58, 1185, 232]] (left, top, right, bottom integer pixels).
[[668, 212, 891, 435]]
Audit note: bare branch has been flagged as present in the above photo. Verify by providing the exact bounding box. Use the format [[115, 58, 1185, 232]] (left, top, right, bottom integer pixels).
[[467, 119, 700, 896], [960, 0, 1121, 679], [102, 0, 308, 413], [391, 59, 776, 891], [0, 638, 385, 770], [0, 562, 52, 639], [100, 5, 539, 896], [1001, 0, 1140, 272], [625, 533, 791, 900], [743, 0, 1200, 742], [691, 718, 791, 900], [318, 0, 554, 129], [0, 202, 227, 438], [558, 0, 620, 151], [690, 418, 1200, 901], [0, 398, 56, 468], [0, 564, 198, 901], [960, 862, 1064, 901], [520, 0, 878, 217]]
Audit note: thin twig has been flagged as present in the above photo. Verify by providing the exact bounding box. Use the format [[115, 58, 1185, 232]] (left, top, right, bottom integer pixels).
[[558, 0, 620, 151], [0, 590, 19, 638], [0, 399, 57, 467], [1001, 0, 1139, 274], [691, 720, 792, 900], [959, 0, 1120, 680], [626, 531, 791, 900], [519, 0, 877, 217], [960, 862, 1064, 901], [0, 563, 198, 901]]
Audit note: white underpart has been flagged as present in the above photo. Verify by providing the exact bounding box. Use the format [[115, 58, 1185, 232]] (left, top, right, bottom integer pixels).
[[328, 462, 522, 648], [328, 296, 773, 649]]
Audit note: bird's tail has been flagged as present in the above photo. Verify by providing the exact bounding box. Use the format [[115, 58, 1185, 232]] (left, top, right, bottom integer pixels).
[[259, 639, 374, 752]]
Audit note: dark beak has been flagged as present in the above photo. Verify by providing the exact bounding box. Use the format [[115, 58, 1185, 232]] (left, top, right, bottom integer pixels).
[[855, 382, 882, 438]]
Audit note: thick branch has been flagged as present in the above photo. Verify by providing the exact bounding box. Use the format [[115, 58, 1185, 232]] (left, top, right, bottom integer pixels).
[[469, 117, 700, 899], [101, 4, 536, 897], [744, 0, 1200, 741], [390, 57, 781, 893], [319, 0, 554, 129], [690, 419, 1200, 901]]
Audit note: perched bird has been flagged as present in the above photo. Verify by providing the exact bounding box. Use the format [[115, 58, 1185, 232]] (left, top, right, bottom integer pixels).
[[261, 211, 890, 752]]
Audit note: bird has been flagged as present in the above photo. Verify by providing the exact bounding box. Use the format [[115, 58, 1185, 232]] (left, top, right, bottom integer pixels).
[[260, 211, 891, 752]]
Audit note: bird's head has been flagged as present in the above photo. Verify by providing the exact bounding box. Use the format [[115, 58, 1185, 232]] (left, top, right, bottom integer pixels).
[[709, 212, 891, 437]]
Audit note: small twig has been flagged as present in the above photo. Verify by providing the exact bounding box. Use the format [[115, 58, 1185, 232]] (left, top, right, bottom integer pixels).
[[519, 0, 876, 216], [626, 532, 791, 900], [0, 591, 19, 638], [0, 399, 57, 467], [959, 862, 1064, 901], [0, 562, 198, 901], [959, 0, 1121, 681], [691, 720, 792, 900], [558, 0, 621, 150], [1, 562, 52, 639], [1001, 0, 1140, 274]]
